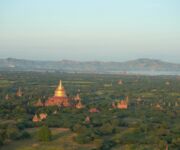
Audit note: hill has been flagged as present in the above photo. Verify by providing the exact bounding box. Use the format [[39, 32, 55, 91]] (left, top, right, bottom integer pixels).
[[0, 58, 179, 75]]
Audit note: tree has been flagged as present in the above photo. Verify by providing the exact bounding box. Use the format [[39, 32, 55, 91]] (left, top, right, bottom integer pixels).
[[6, 125, 19, 140], [37, 125, 52, 142]]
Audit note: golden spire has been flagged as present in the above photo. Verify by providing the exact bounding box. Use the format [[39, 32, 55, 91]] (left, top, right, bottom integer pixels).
[[16, 87, 22, 97], [58, 80, 62, 89], [54, 80, 67, 97]]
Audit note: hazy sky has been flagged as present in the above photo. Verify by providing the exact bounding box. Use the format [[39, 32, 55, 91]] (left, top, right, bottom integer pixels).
[[0, 0, 180, 62]]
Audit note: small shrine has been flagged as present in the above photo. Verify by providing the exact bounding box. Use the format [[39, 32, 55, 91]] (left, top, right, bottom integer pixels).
[[118, 80, 123, 85], [34, 99, 44, 107], [85, 116, 90, 123], [32, 113, 47, 122], [74, 93, 81, 101], [115, 96, 129, 109], [75, 94, 85, 109], [89, 108, 100, 113]]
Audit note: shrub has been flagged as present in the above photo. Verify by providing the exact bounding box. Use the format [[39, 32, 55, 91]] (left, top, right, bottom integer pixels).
[[37, 126, 52, 142]]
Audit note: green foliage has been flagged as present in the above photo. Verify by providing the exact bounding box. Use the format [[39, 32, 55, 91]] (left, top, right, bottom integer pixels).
[[75, 133, 94, 144], [100, 140, 115, 150], [0, 72, 180, 149], [17, 131, 31, 139], [6, 125, 19, 140], [99, 123, 114, 135], [37, 126, 52, 142], [0, 135, 4, 146]]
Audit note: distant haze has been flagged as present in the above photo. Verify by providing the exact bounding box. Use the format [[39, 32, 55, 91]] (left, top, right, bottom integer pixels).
[[0, 0, 180, 63]]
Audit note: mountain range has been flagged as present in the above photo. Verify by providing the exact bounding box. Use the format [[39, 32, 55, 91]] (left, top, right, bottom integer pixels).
[[0, 58, 179, 75]]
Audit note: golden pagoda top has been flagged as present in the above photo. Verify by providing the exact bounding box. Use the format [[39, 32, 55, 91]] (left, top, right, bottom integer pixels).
[[54, 80, 67, 97]]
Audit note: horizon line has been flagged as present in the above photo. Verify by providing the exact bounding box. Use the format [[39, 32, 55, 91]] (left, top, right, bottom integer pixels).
[[1, 57, 179, 64]]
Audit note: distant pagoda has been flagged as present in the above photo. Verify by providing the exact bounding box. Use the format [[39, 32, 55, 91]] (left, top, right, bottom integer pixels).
[[5, 94, 9, 100], [32, 113, 47, 122], [74, 93, 85, 109], [85, 116, 90, 123], [34, 99, 44, 107], [117, 80, 123, 85], [116, 96, 129, 109], [44, 80, 70, 107], [16, 87, 23, 97], [74, 93, 81, 101]]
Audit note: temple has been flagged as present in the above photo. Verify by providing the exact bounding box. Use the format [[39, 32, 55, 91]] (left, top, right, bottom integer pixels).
[[34, 99, 44, 107], [89, 108, 100, 113], [85, 116, 90, 123], [74, 93, 81, 101], [44, 80, 70, 107], [116, 96, 129, 109], [75, 99, 85, 109], [5, 94, 9, 100], [118, 80, 123, 85], [74, 93, 85, 109], [32, 113, 47, 122], [112, 101, 116, 108], [155, 103, 163, 110]]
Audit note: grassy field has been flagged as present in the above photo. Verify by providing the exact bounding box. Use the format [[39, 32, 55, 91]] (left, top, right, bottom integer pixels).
[[1, 128, 97, 150]]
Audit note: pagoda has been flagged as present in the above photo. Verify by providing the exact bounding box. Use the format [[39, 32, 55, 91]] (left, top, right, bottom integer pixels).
[[155, 103, 163, 110], [74, 93, 85, 109], [118, 80, 123, 85], [74, 93, 81, 101], [75, 99, 85, 109], [112, 102, 116, 108], [32, 113, 47, 122], [85, 116, 90, 123], [16, 88, 23, 97], [117, 96, 128, 109], [89, 108, 100, 113], [32, 114, 39, 122], [34, 99, 44, 107], [5, 94, 9, 100], [45, 80, 70, 107]]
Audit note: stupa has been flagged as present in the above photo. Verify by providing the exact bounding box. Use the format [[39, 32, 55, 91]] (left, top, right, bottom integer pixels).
[[75, 99, 85, 109], [16, 88, 23, 97], [34, 99, 44, 107], [45, 80, 70, 107], [5, 94, 9, 100], [32, 113, 47, 122], [85, 116, 90, 123], [74, 93, 81, 101]]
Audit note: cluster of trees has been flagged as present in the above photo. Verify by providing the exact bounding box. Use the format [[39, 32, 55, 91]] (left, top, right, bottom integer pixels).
[[0, 124, 30, 146]]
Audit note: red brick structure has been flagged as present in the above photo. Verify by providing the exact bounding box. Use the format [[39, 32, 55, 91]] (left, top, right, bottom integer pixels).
[[85, 116, 90, 123], [32, 113, 47, 122], [116, 96, 129, 109], [34, 99, 44, 107], [75, 99, 85, 109], [74, 93, 81, 101], [74, 94, 85, 109], [89, 108, 100, 113]]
